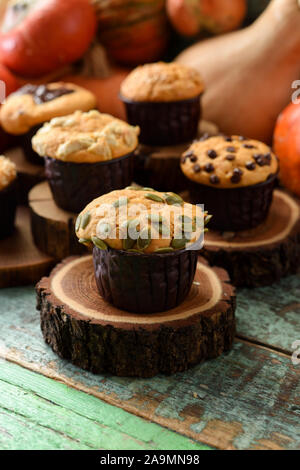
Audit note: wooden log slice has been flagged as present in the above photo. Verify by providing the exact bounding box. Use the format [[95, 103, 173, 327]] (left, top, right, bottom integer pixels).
[[0, 206, 54, 288], [5, 147, 45, 204], [134, 120, 219, 193], [29, 181, 88, 261], [37, 256, 236, 378], [202, 190, 300, 288]]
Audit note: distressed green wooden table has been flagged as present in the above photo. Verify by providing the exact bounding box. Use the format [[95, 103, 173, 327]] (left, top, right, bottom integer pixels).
[[0, 273, 299, 450]]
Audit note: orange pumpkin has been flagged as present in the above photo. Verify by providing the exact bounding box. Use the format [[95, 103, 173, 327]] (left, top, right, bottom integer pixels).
[[0, 0, 97, 77], [166, 0, 247, 36], [93, 0, 168, 66], [63, 67, 130, 120], [0, 63, 20, 97], [274, 102, 300, 198]]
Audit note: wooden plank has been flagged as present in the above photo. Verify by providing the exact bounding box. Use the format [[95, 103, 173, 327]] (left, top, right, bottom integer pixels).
[[237, 273, 300, 354], [0, 361, 207, 451], [0, 286, 299, 450], [0, 207, 54, 288]]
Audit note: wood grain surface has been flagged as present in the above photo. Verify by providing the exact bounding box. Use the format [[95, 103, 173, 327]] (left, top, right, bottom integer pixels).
[[29, 181, 87, 260], [5, 147, 45, 204], [37, 256, 236, 377], [0, 206, 54, 288], [0, 280, 299, 450], [202, 190, 300, 287], [0, 360, 209, 450]]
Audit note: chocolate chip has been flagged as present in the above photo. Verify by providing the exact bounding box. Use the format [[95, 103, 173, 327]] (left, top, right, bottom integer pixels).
[[184, 151, 198, 162], [210, 175, 220, 185], [207, 149, 218, 159], [253, 153, 271, 166], [243, 144, 256, 149], [225, 155, 235, 161], [204, 163, 214, 173], [246, 161, 256, 171], [226, 146, 236, 153], [231, 168, 243, 184], [253, 154, 264, 166], [225, 137, 233, 142], [193, 164, 201, 173], [181, 155, 187, 164]]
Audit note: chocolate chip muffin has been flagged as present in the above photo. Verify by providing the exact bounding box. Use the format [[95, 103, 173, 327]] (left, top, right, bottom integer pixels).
[[32, 110, 139, 213], [76, 187, 210, 313], [120, 62, 204, 146], [0, 156, 17, 239], [0, 82, 97, 164], [181, 135, 279, 231]]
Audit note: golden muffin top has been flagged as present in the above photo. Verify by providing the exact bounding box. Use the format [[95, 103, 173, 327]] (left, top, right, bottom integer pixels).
[[0, 156, 17, 191], [0, 82, 97, 135], [75, 187, 210, 253], [32, 110, 140, 163], [120, 62, 205, 102], [180, 135, 279, 188]]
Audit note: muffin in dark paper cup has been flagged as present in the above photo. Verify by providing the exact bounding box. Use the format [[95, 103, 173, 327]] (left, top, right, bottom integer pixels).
[[120, 62, 204, 146], [32, 110, 140, 213], [0, 82, 97, 165], [0, 156, 17, 239], [44, 153, 134, 213], [120, 95, 201, 146], [76, 187, 211, 313], [181, 135, 279, 232], [93, 246, 198, 313]]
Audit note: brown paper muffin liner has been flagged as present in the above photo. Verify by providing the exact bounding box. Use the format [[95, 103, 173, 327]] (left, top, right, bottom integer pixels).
[[120, 94, 202, 146], [0, 179, 18, 239], [93, 246, 198, 314], [189, 174, 277, 232], [44, 152, 134, 213], [22, 124, 44, 165]]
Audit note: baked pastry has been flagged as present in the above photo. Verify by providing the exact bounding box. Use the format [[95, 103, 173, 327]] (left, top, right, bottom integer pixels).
[[181, 135, 279, 231], [120, 62, 204, 146], [32, 110, 140, 213], [0, 82, 97, 164], [76, 187, 210, 313], [0, 155, 17, 239]]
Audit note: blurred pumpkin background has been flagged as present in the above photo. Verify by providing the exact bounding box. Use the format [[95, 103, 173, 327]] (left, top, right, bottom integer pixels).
[[1, 0, 300, 198]]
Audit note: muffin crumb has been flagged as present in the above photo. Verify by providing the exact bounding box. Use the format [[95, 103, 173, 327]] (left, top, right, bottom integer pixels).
[[0, 156, 17, 191]]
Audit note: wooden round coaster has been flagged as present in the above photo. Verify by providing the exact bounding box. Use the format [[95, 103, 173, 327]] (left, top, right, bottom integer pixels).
[[5, 147, 45, 204], [202, 190, 300, 287], [37, 256, 236, 377], [29, 181, 88, 261], [134, 120, 219, 192], [0, 206, 54, 288]]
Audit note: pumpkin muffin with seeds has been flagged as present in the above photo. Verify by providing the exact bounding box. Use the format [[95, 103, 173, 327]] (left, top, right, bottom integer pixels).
[[120, 62, 204, 145], [181, 135, 279, 231], [76, 187, 211, 313], [32, 110, 140, 213], [0, 155, 17, 239]]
